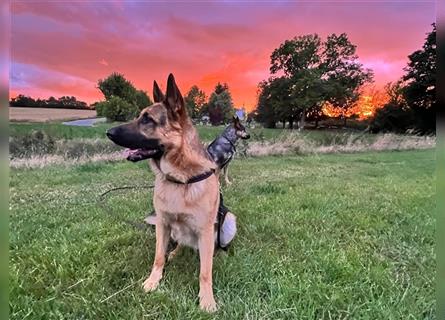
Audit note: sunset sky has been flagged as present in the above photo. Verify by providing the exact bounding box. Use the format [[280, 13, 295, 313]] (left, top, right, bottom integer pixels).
[[10, 1, 435, 111]]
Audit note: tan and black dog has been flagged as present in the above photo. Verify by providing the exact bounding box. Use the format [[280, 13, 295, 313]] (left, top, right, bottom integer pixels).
[[106, 74, 227, 312]]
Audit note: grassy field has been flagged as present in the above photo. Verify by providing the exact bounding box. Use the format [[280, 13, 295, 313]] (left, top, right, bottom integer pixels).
[[10, 149, 435, 319], [10, 121, 373, 145], [9, 107, 96, 122], [9, 121, 287, 141]]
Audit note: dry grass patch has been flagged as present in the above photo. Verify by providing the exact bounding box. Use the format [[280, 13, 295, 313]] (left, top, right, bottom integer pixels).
[[246, 132, 435, 157], [10, 152, 124, 169], [9, 107, 96, 122]]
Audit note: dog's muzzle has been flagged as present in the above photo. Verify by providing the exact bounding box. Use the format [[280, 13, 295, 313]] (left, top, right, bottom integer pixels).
[[106, 125, 164, 162]]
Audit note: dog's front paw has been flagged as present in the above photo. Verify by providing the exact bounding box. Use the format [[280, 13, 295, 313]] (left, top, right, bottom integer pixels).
[[199, 295, 217, 313], [142, 274, 161, 292]]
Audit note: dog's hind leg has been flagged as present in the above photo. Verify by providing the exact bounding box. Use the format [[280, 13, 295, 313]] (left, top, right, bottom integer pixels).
[[167, 243, 181, 262], [223, 166, 231, 185], [143, 219, 170, 292], [198, 229, 217, 312]]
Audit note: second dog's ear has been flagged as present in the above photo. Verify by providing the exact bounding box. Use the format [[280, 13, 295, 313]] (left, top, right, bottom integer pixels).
[[153, 81, 165, 103], [233, 115, 240, 124]]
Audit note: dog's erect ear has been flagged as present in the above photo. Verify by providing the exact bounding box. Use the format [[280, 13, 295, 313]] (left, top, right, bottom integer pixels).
[[153, 80, 165, 103], [165, 73, 186, 120], [233, 115, 241, 127]]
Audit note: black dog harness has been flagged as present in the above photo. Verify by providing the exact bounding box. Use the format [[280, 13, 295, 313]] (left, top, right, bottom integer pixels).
[[163, 168, 230, 250], [221, 134, 236, 151]]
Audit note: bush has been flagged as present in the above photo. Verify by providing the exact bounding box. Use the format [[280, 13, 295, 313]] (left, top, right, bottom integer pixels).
[[95, 96, 138, 122], [9, 130, 56, 157], [96, 73, 152, 121], [369, 103, 414, 133], [134, 90, 151, 111]]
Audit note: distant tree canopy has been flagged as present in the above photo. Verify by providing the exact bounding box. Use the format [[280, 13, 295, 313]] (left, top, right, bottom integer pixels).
[[207, 82, 235, 125], [370, 24, 436, 134], [370, 82, 413, 133], [402, 23, 436, 132], [96, 72, 152, 121], [255, 33, 373, 129], [10, 95, 90, 109], [184, 85, 207, 119]]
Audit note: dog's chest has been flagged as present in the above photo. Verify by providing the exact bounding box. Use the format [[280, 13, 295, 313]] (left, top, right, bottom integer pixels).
[[164, 213, 199, 249]]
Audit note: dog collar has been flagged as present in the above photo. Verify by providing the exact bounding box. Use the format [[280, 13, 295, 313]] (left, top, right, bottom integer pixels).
[[153, 159, 215, 185], [165, 169, 215, 185]]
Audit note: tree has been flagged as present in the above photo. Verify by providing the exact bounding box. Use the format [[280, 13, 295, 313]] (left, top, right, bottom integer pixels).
[[257, 33, 373, 129], [135, 90, 151, 111], [98, 73, 138, 102], [96, 73, 152, 121], [10, 95, 36, 107], [319, 33, 373, 126], [402, 24, 436, 133], [369, 102, 414, 133], [256, 77, 294, 128], [256, 80, 278, 128], [270, 34, 323, 129], [95, 96, 136, 122], [369, 82, 411, 133], [370, 24, 436, 134], [385, 81, 405, 105], [207, 82, 234, 125], [184, 85, 207, 119]]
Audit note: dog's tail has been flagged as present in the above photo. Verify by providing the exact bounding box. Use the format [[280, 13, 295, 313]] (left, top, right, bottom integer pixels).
[[219, 212, 237, 247], [144, 213, 157, 225]]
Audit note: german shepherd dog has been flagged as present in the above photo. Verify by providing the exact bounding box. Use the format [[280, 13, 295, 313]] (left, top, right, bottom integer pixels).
[[207, 116, 250, 185], [106, 74, 224, 312]]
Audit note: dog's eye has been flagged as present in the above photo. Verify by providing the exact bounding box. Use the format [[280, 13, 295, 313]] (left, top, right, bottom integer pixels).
[[141, 113, 155, 125]]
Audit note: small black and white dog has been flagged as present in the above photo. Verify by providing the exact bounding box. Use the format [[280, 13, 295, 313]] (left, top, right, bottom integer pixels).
[[207, 116, 250, 185]]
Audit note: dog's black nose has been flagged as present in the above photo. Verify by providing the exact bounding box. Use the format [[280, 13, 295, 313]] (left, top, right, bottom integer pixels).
[[106, 127, 118, 140]]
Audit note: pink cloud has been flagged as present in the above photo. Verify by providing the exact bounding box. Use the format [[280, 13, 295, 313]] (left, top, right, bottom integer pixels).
[[99, 59, 109, 67], [10, 2, 435, 110]]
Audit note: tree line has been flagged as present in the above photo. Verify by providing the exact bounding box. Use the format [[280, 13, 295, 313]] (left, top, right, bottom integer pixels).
[[95, 73, 237, 125], [11, 24, 434, 133], [10, 95, 90, 110], [370, 24, 436, 133], [254, 24, 436, 133]]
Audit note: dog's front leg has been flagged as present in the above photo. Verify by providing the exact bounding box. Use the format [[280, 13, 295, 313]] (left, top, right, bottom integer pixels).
[[224, 166, 231, 185], [198, 228, 217, 312], [143, 219, 170, 292]]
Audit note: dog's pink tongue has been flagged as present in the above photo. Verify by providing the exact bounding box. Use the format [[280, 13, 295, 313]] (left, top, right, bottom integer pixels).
[[123, 148, 139, 158]]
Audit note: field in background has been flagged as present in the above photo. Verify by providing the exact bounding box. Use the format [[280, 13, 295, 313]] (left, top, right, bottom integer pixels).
[[9, 121, 435, 169], [9, 107, 97, 122], [10, 121, 288, 141], [10, 150, 435, 319]]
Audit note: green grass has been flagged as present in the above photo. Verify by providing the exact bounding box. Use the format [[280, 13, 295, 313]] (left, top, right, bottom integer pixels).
[[9, 122, 117, 140], [10, 121, 372, 145], [9, 121, 287, 141], [10, 150, 435, 319]]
